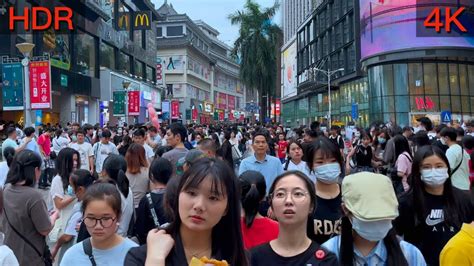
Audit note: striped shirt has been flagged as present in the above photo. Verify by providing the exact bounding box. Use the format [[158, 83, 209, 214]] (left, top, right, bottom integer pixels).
[[322, 235, 426, 266]]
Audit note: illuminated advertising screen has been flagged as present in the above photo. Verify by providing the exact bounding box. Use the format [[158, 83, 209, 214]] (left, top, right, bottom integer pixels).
[[360, 0, 474, 60]]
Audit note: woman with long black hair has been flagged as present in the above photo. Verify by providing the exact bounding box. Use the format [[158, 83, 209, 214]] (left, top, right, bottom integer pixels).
[[322, 172, 426, 265], [282, 141, 314, 182], [394, 145, 472, 265], [239, 170, 279, 249], [125, 158, 248, 266], [251, 171, 338, 265]]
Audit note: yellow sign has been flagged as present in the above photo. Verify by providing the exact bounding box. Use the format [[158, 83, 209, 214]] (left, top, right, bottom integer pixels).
[[117, 12, 129, 30], [133, 11, 151, 30]]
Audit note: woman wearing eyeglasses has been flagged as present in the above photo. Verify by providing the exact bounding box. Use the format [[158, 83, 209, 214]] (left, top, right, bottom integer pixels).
[[250, 171, 338, 265], [60, 182, 138, 265]]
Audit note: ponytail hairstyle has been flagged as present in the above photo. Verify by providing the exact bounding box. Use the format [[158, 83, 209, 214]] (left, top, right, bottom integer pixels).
[[102, 154, 130, 198], [239, 171, 266, 228], [6, 150, 42, 187], [2, 147, 15, 167], [339, 216, 408, 266], [56, 147, 80, 191]]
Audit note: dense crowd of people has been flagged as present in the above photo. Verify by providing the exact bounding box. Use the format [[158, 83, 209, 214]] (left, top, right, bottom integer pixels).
[[0, 117, 472, 265]]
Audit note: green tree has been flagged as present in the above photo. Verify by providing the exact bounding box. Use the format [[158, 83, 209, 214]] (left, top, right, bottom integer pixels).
[[229, 0, 282, 121]]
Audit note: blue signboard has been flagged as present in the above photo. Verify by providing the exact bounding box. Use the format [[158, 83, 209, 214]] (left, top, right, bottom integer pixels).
[[351, 103, 359, 120], [441, 111, 452, 123], [2, 63, 24, 111]]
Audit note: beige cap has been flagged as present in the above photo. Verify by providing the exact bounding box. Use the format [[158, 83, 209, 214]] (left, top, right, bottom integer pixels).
[[342, 172, 399, 221]]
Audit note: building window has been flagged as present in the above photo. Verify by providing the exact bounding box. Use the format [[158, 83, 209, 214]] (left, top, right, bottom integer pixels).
[[167, 26, 183, 36], [75, 31, 97, 77], [423, 63, 438, 95], [118, 52, 131, 73], [157, 27, 163, 37], [100, 42, 115, 69], [146, 65, 154, 81], [135, 60, 144, 78], [134, 30, 144, 48]]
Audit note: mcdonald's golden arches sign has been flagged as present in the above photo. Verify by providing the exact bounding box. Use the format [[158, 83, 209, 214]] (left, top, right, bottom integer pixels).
[[115, 11, 152, 31]]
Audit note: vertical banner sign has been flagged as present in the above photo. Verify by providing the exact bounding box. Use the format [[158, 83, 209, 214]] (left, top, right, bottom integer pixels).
[[156, 58, 163, 85], [218, 111, 225, 121], [227, 95, 236, 110], [2, 63, 24, 110], [128, 91, 140, 116], [229, 111, 234, 121], [162, 101, 170, 120], [113, 91, 126, 116], [171, 101, 180, 119], [218, 92, 227, 109], [213, 111, 219, 120], [240, 114, 245, 122], [29, 61, 52, 109], [192, 108, 198, 120], [275, 99, 281, 116]]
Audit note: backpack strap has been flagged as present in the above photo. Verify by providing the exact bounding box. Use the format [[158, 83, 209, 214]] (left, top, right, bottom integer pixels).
[[451, 147, 464, 175], [146, 193, 161, 227], [82, 238, 97, 266]]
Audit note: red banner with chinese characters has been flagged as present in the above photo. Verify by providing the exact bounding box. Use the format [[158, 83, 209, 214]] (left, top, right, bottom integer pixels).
[[240, 114, 245, 122], [229, 111, 234, 121], [227, 95, 235, 110], [218, 92, 227, 109], [218, 110, 224, 121], [128, 91, 140, 116], [275, 99, 281, 115], [29, 61, 51, 109], [171, 101, 180, 119], [192, 108, 198, 120]]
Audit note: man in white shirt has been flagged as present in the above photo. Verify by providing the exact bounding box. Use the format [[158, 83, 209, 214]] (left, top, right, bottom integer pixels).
[[133, 128, 155, 163], [92, 129, 119, 176], [440, 127, 470, 190], [69, 129, 94, 173]]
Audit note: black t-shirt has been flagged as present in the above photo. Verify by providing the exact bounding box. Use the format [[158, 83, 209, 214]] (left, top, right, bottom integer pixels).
[[250, 241, 338, 266], [312, 192, 342, 245], [134, 191, 169, 245], [394, 188, 473, 266], [355, 145, 372, 167], [328, 135, 344, 149]]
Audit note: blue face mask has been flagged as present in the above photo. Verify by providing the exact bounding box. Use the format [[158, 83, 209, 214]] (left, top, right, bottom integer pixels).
[[378, 137, 386, 144], [351, 216, 393, 242], [67, 185, 75, 196], [313, 162, 341, 184]]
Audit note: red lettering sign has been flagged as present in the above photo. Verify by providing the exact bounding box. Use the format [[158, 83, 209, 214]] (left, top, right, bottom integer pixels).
[[192, 108, 198, 120], [9, 7, 73, 31], [171, 101, 180, 119], [415, 96, 435, 110], [218, 111, 224, 121], [275, 99, 281, 115], [229, 111, 234, 121], [29, 61, 51, 109], [227, 95, 235, 110], [128, 91, 140, 116], [218, 92, 227, 109]]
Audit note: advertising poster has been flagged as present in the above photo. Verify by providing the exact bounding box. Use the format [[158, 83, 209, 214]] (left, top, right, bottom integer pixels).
[[29, 61, 52, 109], [2, 63, 24, 110]]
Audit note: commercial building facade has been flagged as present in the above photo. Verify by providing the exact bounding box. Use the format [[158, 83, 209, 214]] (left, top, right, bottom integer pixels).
[[283, 0, 474, 128], [0, 0, 161, 126], [155, 3, 246, 124]]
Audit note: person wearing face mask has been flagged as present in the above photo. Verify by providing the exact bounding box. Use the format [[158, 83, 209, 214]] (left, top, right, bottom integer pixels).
[[282, 141, 315, 182], [440, 127, 470, 191], [394, 145, 473, 265], [307, 137, 343, 244], [346, 133, 376, 174], [322, 172, 426, 265]]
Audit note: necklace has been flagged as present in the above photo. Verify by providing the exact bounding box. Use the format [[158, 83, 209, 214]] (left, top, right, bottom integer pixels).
[[185, 246, 212, 259]]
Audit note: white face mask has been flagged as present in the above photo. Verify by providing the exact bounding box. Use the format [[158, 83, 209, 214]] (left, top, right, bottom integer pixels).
[[440, 137, 447, 146], [351, 217, 393, 242], [314, 163, 341, 184], [421, 168, 449, 186]]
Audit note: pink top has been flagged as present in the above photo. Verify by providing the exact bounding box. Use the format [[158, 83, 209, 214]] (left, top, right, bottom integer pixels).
[[396, 152, 412, 191], [241, 217, 279, 249]]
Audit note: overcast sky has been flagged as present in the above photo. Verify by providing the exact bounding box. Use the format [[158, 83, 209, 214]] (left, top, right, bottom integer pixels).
[[151, 0, 282, 46]]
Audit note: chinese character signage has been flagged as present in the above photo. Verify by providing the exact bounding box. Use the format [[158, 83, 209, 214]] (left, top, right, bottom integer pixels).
[[2, 63, 24, 110], [218, 110, 225, 121], [218, 92, 227, 109], [128, 91, 140, 116], [29, 61, 51, 109], [113, 91, 125, 116], [192, 107, 198, 121], [275, 99, 281, 116], [171, 101, 180, 119], [229, 111, 234, 121], [227, 95, 236, 110]]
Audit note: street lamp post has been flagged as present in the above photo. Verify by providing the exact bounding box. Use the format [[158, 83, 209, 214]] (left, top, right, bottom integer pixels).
[[16, 42, 35, 127], [313, 67, 344, 128], [122, 80, 131, 125]]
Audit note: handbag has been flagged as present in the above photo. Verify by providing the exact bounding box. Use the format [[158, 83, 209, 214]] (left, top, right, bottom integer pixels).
[[231, 144, 242, 161], [3, 208, 53, 266]]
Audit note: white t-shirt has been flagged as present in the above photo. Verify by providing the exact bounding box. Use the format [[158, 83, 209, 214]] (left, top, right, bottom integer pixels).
[[118, 187, 134, 237], [143, 143, 154, 160], [282, 160, 316, 182], [0, 162, 9, 188], [52, 136, 70, 154], [0, 245, 19, 266], [69, 142, 93, 171], [92, 142, 119, 174], [446, 144, 471, 190], [50, 175, 65, 209], [60, 238, 138, 266]]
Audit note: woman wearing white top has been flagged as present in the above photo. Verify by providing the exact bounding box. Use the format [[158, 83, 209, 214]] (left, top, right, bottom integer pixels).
[[102, 155, 134, 237], [52, 129, 70, 154], [282, 141, 315, 182], [0, 147, 15, 188]]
